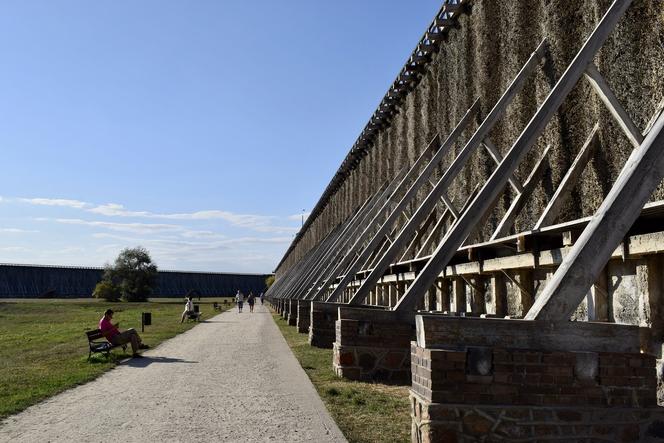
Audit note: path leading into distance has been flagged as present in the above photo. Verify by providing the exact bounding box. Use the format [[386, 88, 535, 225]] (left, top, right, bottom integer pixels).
[[0, 304, 346, 442]]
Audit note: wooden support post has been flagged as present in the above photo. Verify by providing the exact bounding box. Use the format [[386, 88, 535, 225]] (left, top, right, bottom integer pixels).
[[516, 269, 534, 315], [492, 273, 508, 317], [425, 286, 437, 311], [591, 266, 609, 321], [452, 278, 466, 313], [469, 275, 487, 314], [436, 279, 449, 311]]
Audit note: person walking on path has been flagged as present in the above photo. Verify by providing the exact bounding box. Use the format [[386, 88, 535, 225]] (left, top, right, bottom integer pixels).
[[259, 292, 264, 305], [235, 290, 244, 313], [247, 292, 255, 313], [180, 296, 195, 323], [99, 309, 148, 358]]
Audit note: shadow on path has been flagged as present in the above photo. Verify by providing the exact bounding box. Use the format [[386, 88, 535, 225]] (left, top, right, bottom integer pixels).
[[122, 356, 198, 368]]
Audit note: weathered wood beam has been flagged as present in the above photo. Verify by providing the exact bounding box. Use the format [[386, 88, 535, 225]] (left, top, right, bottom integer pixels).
[[482, 138, 524, 194], [584, 63, 644, 149], [415, 315, 642, 354], [491, 145, 551, 240], [527, 105, 664, 321], [322, 101, 481, 303], [534, 123, 600, 230], [395, 0, 633, 316]]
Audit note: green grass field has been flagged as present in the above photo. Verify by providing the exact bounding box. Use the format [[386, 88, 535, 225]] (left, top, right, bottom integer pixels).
[[271, 312, 410, 443], [0, 298, 232, 419]]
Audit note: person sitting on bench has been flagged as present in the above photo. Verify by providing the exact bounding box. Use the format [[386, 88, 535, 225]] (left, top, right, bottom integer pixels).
[[181, 296, 196, 323], [99, 309, 148, 358]]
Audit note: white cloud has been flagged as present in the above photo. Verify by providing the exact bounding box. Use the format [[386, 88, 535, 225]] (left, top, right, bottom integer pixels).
[[20, 198, 89, 209], [88, 203, 152, 217], [56, 218, 182, 234], [0, 228, 39, 234]]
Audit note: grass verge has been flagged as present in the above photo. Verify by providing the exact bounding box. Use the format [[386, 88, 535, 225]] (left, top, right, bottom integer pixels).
[[0, 298, 231, 419], [271, 312, 410, 443]]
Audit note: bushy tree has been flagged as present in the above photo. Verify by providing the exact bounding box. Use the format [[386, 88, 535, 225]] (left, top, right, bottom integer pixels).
[[93, 279, 121, 302], [265, 275, 275, 288], [98, 247, 158, 302]]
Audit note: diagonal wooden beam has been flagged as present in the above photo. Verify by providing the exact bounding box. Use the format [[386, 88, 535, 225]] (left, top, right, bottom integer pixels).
[[527, 105, 664, 321], [534, 123, 600, 230], [394, 0, 634, 316], [317, 100, 481, 302], [491, 145, 552, 240], [584, 63, 643, 148], [483, 138, 524, 194], [344, 39, 550, 307]]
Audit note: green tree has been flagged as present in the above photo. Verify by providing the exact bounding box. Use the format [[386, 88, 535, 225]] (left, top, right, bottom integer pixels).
[[265, 274, 275, 288], [92, 279, 121, 302], [102, 247, 158, 302]]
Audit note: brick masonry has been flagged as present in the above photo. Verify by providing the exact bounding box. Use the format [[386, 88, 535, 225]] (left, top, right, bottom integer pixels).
[[410, 393, 664, 443], [410, 343, 664, 442], [332, 317, 413, 382], [287, 299, 297, 326], [309, 303, 338, 348], [296, 301, 311, 334]]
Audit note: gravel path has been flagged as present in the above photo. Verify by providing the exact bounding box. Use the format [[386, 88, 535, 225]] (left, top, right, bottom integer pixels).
[[0, 304, 346, 442]]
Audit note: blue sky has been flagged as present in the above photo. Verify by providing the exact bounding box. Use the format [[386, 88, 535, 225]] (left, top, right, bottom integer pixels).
[[0, 0, 441, 273]]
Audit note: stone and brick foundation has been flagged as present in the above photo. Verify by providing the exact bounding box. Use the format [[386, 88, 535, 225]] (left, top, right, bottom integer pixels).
[[309, 302, 340, 348], [332, 307, 413, 383], [410, 315, 664, 442], [296, 300, 311, 334], [287, 299, 297, 326]]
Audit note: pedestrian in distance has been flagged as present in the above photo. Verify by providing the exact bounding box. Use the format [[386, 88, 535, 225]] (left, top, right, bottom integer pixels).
[[259, 292, 264, 305], [236, 290, 244, 313], [247, 292, 255, 313]]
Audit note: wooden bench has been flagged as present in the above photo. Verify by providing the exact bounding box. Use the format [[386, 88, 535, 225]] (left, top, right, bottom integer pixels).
[[185, 305, 202, 322], [85, 329, 126, 360]]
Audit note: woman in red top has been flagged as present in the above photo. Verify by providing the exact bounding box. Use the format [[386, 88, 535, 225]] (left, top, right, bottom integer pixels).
[[99, 309, 148, 357]]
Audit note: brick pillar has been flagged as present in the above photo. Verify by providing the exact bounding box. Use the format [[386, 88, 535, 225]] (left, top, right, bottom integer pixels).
[[309, 302, 339, 348], [333, 307, 413, 383], [296, 300, 311, 334], [411, 315, 664, 442], [287, 299, 298, 326], [281, 299, 289, 319]]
